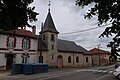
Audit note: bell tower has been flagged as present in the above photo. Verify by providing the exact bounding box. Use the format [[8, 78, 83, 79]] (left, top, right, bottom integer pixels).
[[40, 1, 59, 66]]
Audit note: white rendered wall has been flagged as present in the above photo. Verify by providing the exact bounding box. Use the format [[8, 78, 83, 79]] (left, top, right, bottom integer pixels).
[[0, 54, 6, 66], [0, 35, 8, 48]]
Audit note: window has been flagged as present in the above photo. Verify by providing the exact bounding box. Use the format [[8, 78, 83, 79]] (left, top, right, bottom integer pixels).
[[7, 35, 16, 49], [21, 53, 30, 63], [39, 56, 43, 63], [22, 57, 28, 63], [8, 37, 14, 49], [43, 34, 45, 40], [76, 56, 79, 63], [51, 34, 55, 41], [22, 37, 30, 50], [51, 45, 54, 50], [105, 54, 106, 57], [86, 57, 88, 63], [52, 55, 54, 59], [68, 56, 71, 63]]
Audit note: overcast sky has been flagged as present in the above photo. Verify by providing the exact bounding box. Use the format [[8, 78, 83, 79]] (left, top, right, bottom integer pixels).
[[29, 0, 112, 51]]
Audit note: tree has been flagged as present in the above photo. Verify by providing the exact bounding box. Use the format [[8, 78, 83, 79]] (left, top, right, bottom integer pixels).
[[0, 0, 38, 30], [76, 0, 120, 58]]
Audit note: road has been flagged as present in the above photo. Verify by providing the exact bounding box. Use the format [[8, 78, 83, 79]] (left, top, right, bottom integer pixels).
[[0, 65, 118, 80]]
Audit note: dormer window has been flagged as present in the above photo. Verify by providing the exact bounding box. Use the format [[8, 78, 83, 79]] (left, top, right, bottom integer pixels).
[[22, 37, 31, 50], [51, 34, 55, 41]]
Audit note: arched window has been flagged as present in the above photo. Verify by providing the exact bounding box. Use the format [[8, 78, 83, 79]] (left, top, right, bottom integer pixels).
[[51, 34, 55, 41], [68, 56, 71, 63], [76, 56, 79, 63]]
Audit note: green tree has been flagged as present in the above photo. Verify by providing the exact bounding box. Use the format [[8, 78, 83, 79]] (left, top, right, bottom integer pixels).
[[0, 0, 38, 30], [76, 0, 120, 58]]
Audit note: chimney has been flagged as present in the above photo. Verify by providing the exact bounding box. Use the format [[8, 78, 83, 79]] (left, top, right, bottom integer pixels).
[[32, 25, 36, 36]]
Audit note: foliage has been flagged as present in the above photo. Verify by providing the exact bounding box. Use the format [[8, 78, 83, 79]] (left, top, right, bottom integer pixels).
[[0, 0, 38, 30], [76, 0, 120, 57]]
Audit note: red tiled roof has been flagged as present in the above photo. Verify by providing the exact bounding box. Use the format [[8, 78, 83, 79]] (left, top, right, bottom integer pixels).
[[89, 48, 110, 54], [15, 29, 33, 37]]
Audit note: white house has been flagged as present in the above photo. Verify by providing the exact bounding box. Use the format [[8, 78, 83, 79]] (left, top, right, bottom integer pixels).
[[0, 29, 37, 70]]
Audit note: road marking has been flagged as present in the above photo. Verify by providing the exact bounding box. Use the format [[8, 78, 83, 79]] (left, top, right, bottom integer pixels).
[[102, 70, 107, 73], [75, 69, 113, 74], [108, 71, 113, 73], [97, 70, 103, 72], [92, 70, 98, 72]]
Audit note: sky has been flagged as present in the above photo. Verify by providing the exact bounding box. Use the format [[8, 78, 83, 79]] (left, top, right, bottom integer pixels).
[[29, 0, 112, 51]]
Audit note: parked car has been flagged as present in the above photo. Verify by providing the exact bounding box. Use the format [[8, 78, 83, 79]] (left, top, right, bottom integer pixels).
[[113, 66, 120, 79]]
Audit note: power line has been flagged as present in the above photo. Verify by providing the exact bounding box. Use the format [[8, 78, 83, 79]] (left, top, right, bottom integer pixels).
[[60, 23, 111, 35]]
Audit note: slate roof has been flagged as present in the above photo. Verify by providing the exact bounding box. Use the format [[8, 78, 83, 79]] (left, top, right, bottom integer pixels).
[[58, 39, 91, 54], [77, 45, 91, 55], [42, 11, 59, 33], [37, 38, 90, 54], [89, 48, 110, 54]]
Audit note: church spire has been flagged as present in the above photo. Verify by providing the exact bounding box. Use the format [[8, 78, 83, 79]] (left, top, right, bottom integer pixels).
[[41, 1, 59, 34]]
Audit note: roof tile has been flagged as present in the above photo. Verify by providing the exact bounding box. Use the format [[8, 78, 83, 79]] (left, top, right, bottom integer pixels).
[[89, 48, 110, 54], [15, 29, 33, 37]]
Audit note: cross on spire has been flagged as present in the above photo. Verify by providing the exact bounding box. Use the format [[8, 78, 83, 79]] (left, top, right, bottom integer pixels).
[[48, 0, 51, 12]]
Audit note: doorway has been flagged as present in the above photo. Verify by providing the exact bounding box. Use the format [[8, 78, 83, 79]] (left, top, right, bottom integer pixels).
[[6, 54, 14, 69], [57, 55, 63, 68]]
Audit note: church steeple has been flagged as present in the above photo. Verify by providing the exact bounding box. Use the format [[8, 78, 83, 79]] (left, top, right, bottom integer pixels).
[[41, 1, 59, 34]]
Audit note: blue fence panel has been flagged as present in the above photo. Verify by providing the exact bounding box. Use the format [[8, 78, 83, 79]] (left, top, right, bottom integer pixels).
[[11, 63, 23, 74], [37, 64, 44, 73], [22, 64, 33, 75], [43, 64, 48, 73]]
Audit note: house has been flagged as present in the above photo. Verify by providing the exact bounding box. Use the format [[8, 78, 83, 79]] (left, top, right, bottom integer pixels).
[[0, 29, 37, 70], [89, 48, 110, 66], [37, 9, 92, 68]]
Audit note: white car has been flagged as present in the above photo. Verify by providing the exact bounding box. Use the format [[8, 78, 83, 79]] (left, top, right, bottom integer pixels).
[[113, 66, 120, 79]]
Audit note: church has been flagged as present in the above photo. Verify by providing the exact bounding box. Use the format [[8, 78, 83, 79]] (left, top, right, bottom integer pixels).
[[0, 8, 92, 70], [36, 8, 92, 68]]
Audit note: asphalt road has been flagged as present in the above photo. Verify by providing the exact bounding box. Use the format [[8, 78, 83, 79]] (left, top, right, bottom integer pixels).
[[0, 65, 118, 80], [37, 68, 115, 80]]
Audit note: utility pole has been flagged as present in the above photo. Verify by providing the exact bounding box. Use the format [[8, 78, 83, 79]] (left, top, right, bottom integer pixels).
[[39, 23, 43, 63], [97, 44, 101, 66]]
